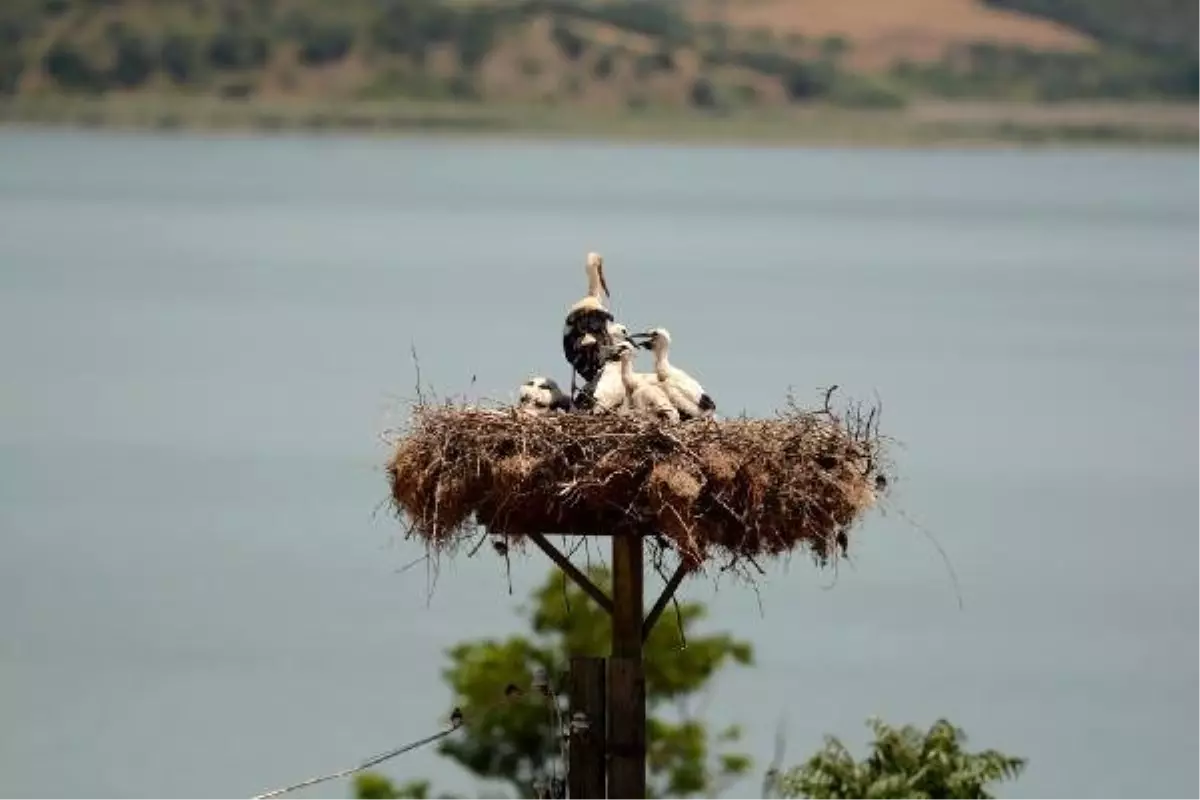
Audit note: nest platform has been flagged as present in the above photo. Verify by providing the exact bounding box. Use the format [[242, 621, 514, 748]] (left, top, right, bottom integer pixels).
[[386, 397, 887, 570]]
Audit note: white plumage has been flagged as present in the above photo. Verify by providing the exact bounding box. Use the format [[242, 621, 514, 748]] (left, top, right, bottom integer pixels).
[[639, 327, 716, 420], [573, 323, 647, 411], [607, 321, 633, 344], [512, 251, 726, 424], [517, 376, 571, 415], [614, 341, 680, 423], [589, 350, 628, 413], [562, 252, 614, 392]]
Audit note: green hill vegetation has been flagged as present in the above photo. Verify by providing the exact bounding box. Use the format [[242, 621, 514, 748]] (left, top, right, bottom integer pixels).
[[0, 0, 903, 111], [0, 0, 1195, 143], [984, 0, 1198, 58]]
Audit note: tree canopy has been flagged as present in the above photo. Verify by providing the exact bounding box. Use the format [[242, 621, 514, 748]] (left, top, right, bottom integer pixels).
[[772, 717, 1027, 800], [356, 564, 753, 798]]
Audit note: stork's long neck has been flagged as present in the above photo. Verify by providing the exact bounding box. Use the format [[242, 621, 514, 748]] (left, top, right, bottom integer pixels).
[[619, 356, 638, 393], [652, 347, 671, 381], [586, 267, 604, 301]]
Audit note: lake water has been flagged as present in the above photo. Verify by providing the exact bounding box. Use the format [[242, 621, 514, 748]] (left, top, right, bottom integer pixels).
[[0, 130, 1195, 799]]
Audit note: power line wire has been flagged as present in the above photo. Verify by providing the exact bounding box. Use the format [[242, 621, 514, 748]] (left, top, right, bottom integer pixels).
[[250, 685, 529, 800], [251, 721, 461, 799]]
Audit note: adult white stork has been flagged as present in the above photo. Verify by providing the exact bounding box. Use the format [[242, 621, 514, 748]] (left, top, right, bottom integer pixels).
[[562, 252, 614, 395], [517, 376, 572, 415], [615, 340, 679, 423], [637, 327, 716, 420]]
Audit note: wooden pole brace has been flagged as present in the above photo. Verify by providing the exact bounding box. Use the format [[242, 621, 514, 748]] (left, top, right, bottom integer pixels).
[[527, 533, 614, 615], [641, 563, 688, 642]]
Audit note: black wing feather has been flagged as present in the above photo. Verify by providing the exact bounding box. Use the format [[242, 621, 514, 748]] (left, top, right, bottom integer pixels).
[[542, 379, 573, 412], [572, 370, 602, 410], [562, 307, 614, 383]]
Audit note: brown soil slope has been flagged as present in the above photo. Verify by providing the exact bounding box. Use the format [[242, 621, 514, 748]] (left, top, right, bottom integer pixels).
[[689, 0, 1097, 70]]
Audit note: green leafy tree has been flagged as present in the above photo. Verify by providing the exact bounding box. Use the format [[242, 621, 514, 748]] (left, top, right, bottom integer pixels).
[[353, 775, 446, 799], [773, 717, 1026, 800], [358, 565, 754, 799]]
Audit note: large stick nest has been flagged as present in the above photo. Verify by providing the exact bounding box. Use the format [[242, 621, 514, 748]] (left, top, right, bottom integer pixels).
[[385, 390, 889, 571]]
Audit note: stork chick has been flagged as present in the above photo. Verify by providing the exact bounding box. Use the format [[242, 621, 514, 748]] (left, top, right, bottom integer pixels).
[[637, 327, 716, 420], [615, 340, 679, 423], [574, 329, 654, 412], [517, 376, 571, 415]]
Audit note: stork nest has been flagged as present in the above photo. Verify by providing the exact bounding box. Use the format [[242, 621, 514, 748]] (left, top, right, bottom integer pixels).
[[385, 390, 889, 571]]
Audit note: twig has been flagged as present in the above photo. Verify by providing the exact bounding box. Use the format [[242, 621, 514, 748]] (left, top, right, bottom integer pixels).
[[821, 384, 839, 416], [466, 528, 490, 558], [410, 343, 425, 407], [395, 554, 429, 575], [896, 506, 964, 611], [761, 714, 789, 798]]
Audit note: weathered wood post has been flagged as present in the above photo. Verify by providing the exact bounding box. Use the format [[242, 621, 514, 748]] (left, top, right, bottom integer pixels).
[[607, 531, 646, 799], [568, 656, 607, 799]]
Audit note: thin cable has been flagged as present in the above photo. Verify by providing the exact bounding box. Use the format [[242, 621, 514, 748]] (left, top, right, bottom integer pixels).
[[250, 687, 527, 800], [251, 724, 459, 799]]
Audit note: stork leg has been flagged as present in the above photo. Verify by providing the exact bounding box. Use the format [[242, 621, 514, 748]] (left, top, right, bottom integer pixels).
[[569, 367, 577, 401]]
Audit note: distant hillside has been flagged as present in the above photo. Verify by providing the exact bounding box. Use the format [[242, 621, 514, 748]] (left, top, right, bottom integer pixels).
[[983, 0, 1198, 56], [0, 0, 1194, 114], [688, 0, 1097, 72]]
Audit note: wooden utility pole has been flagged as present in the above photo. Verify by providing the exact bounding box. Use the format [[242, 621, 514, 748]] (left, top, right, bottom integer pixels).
[[568, 656, 607, 799], [530, 530, 688, 798], [607, 532, 646, 800]]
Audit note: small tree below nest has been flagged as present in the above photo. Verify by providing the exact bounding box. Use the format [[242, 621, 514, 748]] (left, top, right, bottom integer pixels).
[[361, 566, 754, 798], [773, 717, 1026, 799]]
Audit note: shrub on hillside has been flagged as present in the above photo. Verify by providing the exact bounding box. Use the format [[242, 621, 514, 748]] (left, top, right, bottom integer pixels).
[[829, 75, 908, 108], [454, 8, 498, 71], [1, 18, 25, 47], [207, 30, 269, 70], [592, 49, 615, 79], [896, 43, 1198, 100], [635, 49, 674, 77], [551, 22, 585, 61], [446, 72, 479, 100], [584, 0, 688, 41], [983, 0, 1197, 57], [730, 50, 796, 76], [43, 43, 105, 92], [820, 35, 849, 61], [298, 24, 354, 66], [0, 53, 24, 95], [782, 62, 834, 100], [111, 33, 155, 88], [689, 76, 718, 108], [161, 34, 200, 84], [373, 0, 457, 57]]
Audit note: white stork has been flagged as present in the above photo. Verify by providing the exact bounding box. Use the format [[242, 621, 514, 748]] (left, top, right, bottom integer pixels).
[[615, 340, 679, 423], [573, 325, 654, 412], [562, 252, 614, 395], [517, 376, 571, 415], [637, 327, 716, 420], [607, 321, 635, 345], [586, 346, 628, 413]]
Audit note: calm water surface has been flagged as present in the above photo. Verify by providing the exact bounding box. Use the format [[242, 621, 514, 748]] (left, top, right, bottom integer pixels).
[[0, 131, 1196, 798]]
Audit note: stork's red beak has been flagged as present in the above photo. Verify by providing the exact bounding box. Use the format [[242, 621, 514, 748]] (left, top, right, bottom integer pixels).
[[599, 265, 610, 298]]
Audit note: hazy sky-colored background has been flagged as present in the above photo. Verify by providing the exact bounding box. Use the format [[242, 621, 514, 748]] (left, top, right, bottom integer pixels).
[[0, 131, 1196, 799]]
